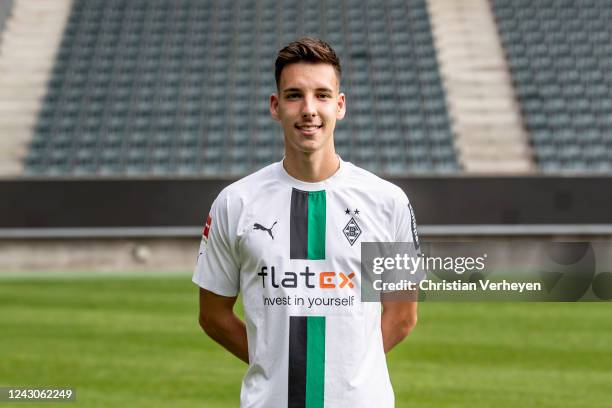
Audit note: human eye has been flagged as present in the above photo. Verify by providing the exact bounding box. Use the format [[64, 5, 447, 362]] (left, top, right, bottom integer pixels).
[[285, 93, 301, 100]]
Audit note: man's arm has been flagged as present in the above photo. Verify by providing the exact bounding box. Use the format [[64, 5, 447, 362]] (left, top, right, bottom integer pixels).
[[381, 294, 418, 353], [198, 287, 249, 364]]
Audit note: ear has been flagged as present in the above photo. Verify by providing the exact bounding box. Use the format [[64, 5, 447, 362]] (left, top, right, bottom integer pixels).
[[269, 93, 280, 121], [336, 92, 346, 120]]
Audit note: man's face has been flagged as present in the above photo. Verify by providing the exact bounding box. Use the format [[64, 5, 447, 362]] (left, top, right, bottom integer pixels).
[[270, 63, 346, 155]]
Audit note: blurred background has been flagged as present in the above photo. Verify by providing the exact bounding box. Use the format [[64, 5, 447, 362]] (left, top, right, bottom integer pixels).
[[0, 0, 611, 406]]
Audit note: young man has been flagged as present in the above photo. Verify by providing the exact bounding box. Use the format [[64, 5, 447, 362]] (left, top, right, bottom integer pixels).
[[193, 37, 418, 408]]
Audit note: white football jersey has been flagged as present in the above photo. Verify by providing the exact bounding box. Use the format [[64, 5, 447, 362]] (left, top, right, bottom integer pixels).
[[193, 158, 419, 408]]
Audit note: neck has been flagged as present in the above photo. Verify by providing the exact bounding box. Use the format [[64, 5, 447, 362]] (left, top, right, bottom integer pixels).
[[283, 146, 340, 183]]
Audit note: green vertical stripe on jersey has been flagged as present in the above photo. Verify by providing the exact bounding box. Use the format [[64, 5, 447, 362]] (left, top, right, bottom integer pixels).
[[290, 189, 326, 260], [288, 316, 326, 408], [305, 316, 326, 408], [306, 191, 326, 260]]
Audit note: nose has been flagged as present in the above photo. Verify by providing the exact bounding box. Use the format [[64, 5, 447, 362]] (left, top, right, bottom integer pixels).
[[301, 95, 317, 118]]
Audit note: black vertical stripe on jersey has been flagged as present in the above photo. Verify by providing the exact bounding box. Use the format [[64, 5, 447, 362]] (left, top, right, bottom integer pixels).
[[288, 316, 308, 408], [290, 189, 309, 259]]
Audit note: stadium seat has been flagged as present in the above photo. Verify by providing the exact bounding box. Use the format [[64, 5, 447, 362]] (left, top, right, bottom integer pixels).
[[23, 0, 459, 177], [492, 0, 612, 173]]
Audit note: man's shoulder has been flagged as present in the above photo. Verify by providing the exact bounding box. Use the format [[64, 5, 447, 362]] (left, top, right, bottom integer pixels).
[[343, 161, 408, 203], [216, 162, 279, 202]]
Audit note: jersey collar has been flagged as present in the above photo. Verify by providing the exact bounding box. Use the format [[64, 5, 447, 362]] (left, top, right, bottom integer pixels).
[[277, 156, 347, 191]]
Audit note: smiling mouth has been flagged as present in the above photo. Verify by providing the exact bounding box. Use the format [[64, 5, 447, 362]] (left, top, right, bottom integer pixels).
[[295, 124, 323, 131]]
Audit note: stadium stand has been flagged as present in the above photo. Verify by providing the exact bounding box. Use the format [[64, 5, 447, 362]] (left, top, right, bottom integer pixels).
[[0, 0, 73, 176], [427, 0, 534, 173], [3, 0, 612, 272], [492, 0, 612, 173], [23, 0, 459, 177]]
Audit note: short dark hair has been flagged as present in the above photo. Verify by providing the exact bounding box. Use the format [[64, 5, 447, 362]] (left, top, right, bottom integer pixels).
[[275, 37, 342, 89]]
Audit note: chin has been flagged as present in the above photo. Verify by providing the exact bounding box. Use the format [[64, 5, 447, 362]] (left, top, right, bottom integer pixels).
[[297, 143, 321, 153], [286, 140, 320, 154]]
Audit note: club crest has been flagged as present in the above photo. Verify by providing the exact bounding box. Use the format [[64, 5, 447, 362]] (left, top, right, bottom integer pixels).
[[343, 217, 362, 246]]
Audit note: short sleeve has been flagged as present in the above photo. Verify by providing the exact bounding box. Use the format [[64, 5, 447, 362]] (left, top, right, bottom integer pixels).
[[394, 192, 420, 253], [382, 192, 423, 292], [192, 192, 240, 296]]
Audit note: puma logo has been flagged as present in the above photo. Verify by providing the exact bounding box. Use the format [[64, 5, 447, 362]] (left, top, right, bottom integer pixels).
[[253, 221, 277, 240]]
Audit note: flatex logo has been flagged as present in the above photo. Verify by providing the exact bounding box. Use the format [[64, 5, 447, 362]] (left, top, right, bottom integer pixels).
[[258, 266, 356, 290]]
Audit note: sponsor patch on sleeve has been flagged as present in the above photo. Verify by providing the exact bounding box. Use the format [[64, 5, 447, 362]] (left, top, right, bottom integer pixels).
[[202, 214, 212, 241], [196, 214, 212, 264]]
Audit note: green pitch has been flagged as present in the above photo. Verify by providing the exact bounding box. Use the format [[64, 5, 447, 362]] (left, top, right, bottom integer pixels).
[[0, 274, 610, 407]]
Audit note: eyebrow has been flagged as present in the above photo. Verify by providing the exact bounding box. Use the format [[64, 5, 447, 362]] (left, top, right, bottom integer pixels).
[[282, 87, 334, 94]]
